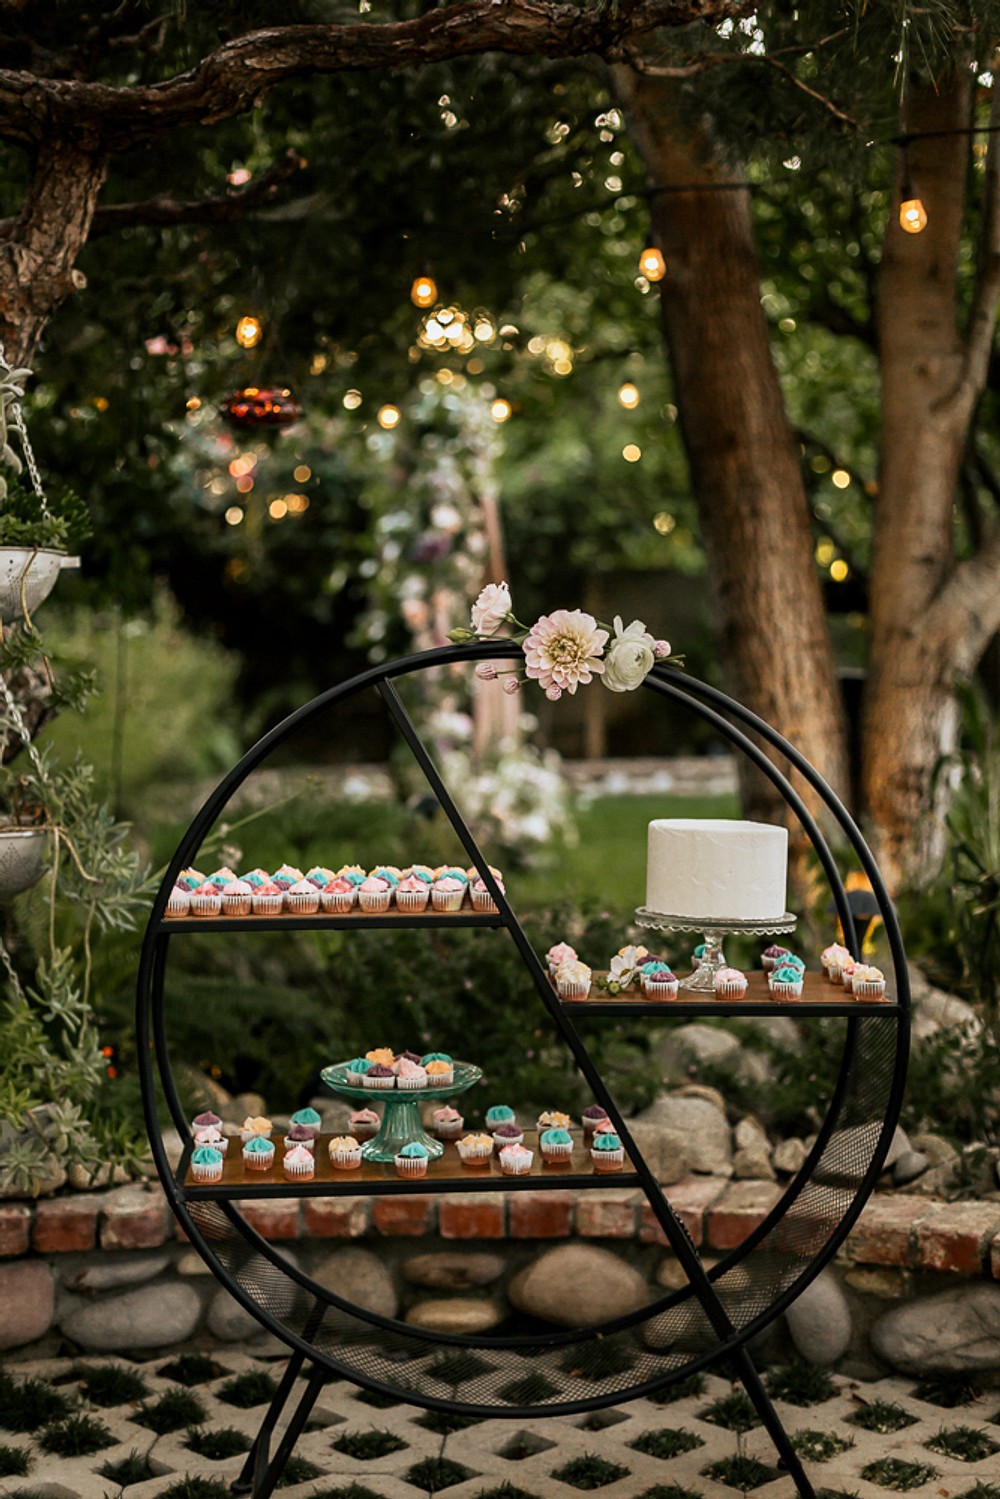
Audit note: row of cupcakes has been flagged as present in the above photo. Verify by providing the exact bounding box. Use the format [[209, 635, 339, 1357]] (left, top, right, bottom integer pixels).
[[167, 863, 505, 918], [346, 1048, 455, 1090]]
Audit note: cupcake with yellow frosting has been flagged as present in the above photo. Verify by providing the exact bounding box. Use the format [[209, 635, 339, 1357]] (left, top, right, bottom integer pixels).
[[456, 1132, 493, 1164], [329, 1135, 363, 1169]]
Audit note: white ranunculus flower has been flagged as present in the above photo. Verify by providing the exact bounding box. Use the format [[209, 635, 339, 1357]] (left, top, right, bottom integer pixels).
[[602, 615, 657, 693], [471, 580, 512, 635]]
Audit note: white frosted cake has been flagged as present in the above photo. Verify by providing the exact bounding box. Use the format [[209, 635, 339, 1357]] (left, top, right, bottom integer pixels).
[[645, 819, 788, 923]]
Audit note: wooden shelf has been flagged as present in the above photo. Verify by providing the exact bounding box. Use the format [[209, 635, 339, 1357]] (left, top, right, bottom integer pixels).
[[159, 907, 503, 934], [558, 970, 899, 1018], [179, 1129, 635, 1200]]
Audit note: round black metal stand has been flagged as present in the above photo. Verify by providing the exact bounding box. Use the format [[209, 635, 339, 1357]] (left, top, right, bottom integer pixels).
[[136, 643, 910, 1499]]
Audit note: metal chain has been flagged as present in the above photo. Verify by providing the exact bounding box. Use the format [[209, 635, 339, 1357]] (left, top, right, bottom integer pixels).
[[0, 339, 53, 519], [0, 938, 27, 1001], [0, 671, 47, 779]]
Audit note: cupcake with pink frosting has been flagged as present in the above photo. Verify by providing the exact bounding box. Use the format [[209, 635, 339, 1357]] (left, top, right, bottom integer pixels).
[[714, 967, 748, 1000], [432, 1105, 464, 1140], [546, 942, 577, 974], [396, 1058, 428, 1089], [251, 881, 283, 917], [470, 874, 505, 913], [271, 864, 303, 892], [395, 874, 430, 913], [498, 1143, 534, 1176], [190, 882, 223, 918], [851, 964, 886, 1001], [321, 876, 357, 914], [358, 875, 392, 914], [285, 879, 321, 915], [166, 884, 191, 917], [431, 874, 466, 913], [221, 879, 254, 917], [283, 1145, 315, 1180], [193, 1125, 228, 1155], [349, 1108, 381, 1141]]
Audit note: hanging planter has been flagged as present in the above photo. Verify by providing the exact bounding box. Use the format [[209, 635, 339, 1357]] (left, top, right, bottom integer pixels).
[[0, 547, 79, 626], [220, 386, 302, 430], [0, 825, 48, 901]]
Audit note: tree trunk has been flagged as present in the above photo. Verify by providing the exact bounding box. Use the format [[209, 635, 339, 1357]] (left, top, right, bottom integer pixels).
[[864, 68, 1000, 890], [0, 139, 108, 364], [614, 65, 850, 841]]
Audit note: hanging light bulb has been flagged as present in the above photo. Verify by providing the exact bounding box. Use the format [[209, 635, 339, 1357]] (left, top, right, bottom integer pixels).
[[899, 182, 928, 234], [618, 382, 640, 409], [235, 315, 263, 348], [410, 275, 438, 308], [378, 404, 401, 429], [638, 246, 666, 281]]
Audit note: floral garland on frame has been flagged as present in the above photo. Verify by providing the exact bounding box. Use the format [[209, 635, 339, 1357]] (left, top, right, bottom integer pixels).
[[450, 581, 683, 699]]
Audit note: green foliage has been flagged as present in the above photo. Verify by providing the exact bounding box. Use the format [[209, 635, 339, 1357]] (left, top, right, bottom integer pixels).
[[635, 1487, 705, 1499], [651, 1372, 707, 1404], [331, 1429, 407, 1460], [0, 1371, 71, 1431], [792, 1430, 855, 1462], [156, 1353, 224, 1386], [274, 1456, 325, 1487], [77, 1364, 149, 1407], [914, 1373, 982, 1408], [217, 1371, 278, 1408], [0, 477, 91, 553], [184, 1426, 252, 1460], [630, 1429, 704, 1459], [97, 1450, 158, 1488], [404, 1457, 477, 1492], [0, 1445, 31, 1478], [701, 1457, 778, 1492], [550, 1456, 632, 1491], [860, 1459, 940, 1492], [414, 1411, 483, 1434], [849, 1401, 917, 1434], [160, 1480, 232, 1499], [698, 1392, 760, 1433], [925, 1427, 998, 1462], [765, 1361, 837, 1406], [133, 1389, 206, 1434], [38, 1414, 115, 1456]]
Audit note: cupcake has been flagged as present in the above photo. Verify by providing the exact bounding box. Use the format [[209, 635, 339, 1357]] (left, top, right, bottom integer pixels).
[[485, 1105, 516, 1133], [421, 1051, 452, 1067], [193, 1126, 228, 1155], [358, 875, 392, 914], [537, 1110, 571, 1132], [190, 1146, 224, 1183], [431, 875, 465, 913], [366, 1047, 395, 1068], [714, 967, 748, 1000], [349, 1108, 381, 1141], [271, 864, 303, 892], [396, 1059, 429, 1090], [839, 960, 858, 993], [593, 1118, 618, 1136], [780, 953, 807, 975], [556, 960, 592, 1001], [240, 868, 270, 889], [289, 1107, 323, 1134], [346, 1058, 372, 1085], [591, 1132, 625, 1171], [329, 1135, 363, 1169], [190, 881, 222, 917], [285, 878, 321, 916], [370, 865, 402, 888], [425, 1059, 454, 1087], [283, 1124, 317, 1153], [305, 865, 335, 889], [492, 1123, 525, 1151], [363, 1063, 395, 1090], [335, 864, 367, 886], [221, 879, 254, 917], [395, 874, 430, 913], [769, 962, 804, 999], [240, 1115, 273, 1144], [251, 880, 284, 916], [456, 1132, 493, 1164], [851, 964, 887, 1001], [396, 1050, 423, 1066], [395, 1142, 430, 1179], [321, 876, 357, 914], [498, 1143, 533, 1176], [822, 943, 852, 982], [242, 1136, 275, 1171], [581, 1105, 610, 1137], [546, 941, 577, 974], [176, 867, 206, 891], [283, 1144, 315, 1180], [539, 1127, 574, 1162], [432, 1105, 464, 1140], [207, 867, 238, 889], [406, 864, 436, 885], [470, 875, 504, 914], [641, 965, 679, 1000], [761, 944, 790, 973], [191, 1109, 222, 1133], [166, 884, 191, 917]]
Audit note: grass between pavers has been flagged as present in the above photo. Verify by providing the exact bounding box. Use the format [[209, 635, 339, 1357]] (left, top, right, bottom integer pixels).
[[38, 1413, 115, 1456], [550, 1455, 632, 1490], [860, 1458, 940, 1491], [912, 1373, 983, 1408], [924, 1426, 999, 1462], [698, 1392, 760, 1433], [132, 1388, 207, 1433], [702, 1456, 780, 1491], [414, 1410, 484, 1434], [634, 1486, 705, 1499], [0, 1446, 30, 1479], [0, 1372, 71, 1430], [651, 1373, 708, 1405], [497, 1432, 556, 1461], [849, 1400, 918, 1434], [184, 1424, 253, 1460], [160, 1479, 232, 1499], [303, 1486, 383, 1499], [216, 1370, 279, 1408], [405, 1455, 478, 1491], [157, 1353, 226, 1386], [630, 1428, 704, 1459], [77, 1363, 150, 1406], [791, 1429, 855, 1462], [764, 1361, 837, 1407], [332, 1427, 408, 1459], [275, 1455, 325, 1486], [98, 1449, 159, 1488]]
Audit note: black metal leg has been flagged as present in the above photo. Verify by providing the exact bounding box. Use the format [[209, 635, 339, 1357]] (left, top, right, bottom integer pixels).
[[230, 1350, 307, 1495], [252, 1363, 328, 1499], [730, 1346, 817, 1499]]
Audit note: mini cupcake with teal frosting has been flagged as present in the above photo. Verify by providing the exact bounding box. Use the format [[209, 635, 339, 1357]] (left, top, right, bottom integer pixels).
[[346, 1058, 372, 1085], [394, 1141, 430, 1178], [191, 1146, 224, 1183], [769, 962, 804, 998], [591, 1132, 625, 1171], [485, 1105, 515, 1133], [540, 1127, 573, 1163], [289, 1107, 323, 1135], [242, 1136, 275, 1172]]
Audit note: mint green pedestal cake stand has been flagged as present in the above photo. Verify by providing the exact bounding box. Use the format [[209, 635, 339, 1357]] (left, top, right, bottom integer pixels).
[[319, 1060, 483, 1161]]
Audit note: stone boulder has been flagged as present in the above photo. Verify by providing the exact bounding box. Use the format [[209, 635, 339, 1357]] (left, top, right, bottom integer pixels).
[[872, 1284, 1000, 1373], [402, 1252, 506, 1290], [733, 1118, 775, 1181], [785, 1270, 851, 1366], [313, 1246, 398, 1321], [508, 1245, 651, 1328], [637, 1094, 732, 1177], [0, 1261, 54, 1350], [405, 1298, 503, 1334], [61, 1282, 202, 1350], [654, 1024, 741, 1081]]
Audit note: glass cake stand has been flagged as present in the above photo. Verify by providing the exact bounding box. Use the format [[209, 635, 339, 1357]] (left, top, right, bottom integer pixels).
[[633, 909, 797, 992], [319, 1060, 483, 1161]]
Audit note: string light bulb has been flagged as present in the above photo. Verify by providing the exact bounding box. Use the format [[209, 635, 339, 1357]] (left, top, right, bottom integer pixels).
[[899, 184, 928, 234], [410, 275, 438, 308], [618, 382, 640, 409], [378, 404, 401, 429], [638, 246, 666, 281], [235, 315, 263, 348]]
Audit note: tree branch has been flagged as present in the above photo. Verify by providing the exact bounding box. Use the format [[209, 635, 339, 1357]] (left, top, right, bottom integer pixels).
[[962, 64, 1000, 395], [928, 519, 1000, 673], [0, 0, 750, 151], [81, 148, 306, 239]]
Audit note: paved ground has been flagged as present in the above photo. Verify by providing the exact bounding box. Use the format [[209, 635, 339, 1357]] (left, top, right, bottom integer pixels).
[[2, 1349, 999, 1499]]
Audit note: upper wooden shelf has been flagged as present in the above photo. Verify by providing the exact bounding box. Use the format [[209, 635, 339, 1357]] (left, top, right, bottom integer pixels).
[[557, 970, 899, 1018], [159, 907, 503, 934]]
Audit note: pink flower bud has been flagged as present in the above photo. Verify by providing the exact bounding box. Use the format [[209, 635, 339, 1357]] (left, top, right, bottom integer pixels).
[[545, 684, 562, 701], [475, 662, 497, 680], [653, 640, 671, 660], [502, 676, 520, 694]]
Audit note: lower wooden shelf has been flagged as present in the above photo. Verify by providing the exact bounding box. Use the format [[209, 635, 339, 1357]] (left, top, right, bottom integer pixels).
[[558, 969, 898, 1017], [179, 1129, 636, 1200]]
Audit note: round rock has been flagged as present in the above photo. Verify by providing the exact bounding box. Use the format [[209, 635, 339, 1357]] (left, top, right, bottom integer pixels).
[[405, 1298, 503, 1334], [508, 1245, 651, 1328], [892, 1151, 929, 1187], [872, 1283, 1000, 1373], [0, 1261, 54, 1350], [638, 1095, 731, 1176], [70, 1253, 170, 1293], [61, 1282, 202, 1350], [313, 1247, 398, 1320], [785, 1270, 851, 1365], [402, 1252, 506, 1290]]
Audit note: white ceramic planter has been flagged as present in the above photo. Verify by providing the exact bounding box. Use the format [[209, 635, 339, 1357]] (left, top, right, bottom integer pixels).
[[0, 548, 80, 625], [0, 827, 48, 901]]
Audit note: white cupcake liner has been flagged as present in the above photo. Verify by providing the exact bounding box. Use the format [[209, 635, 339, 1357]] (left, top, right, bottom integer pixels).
[[769, 980, 803, 998], [358, 891, 392, 913], [540, 1142, 574, 1161], [243, 1148, 275, 1171], [714, 981, 747, 999], [643, 981, 679, 1000], [433, 1120, 464, 1138], [396, 1075, 428, 1090], [195, 1136, 228, 1155], [592, 1149, 625, 1171], [221, 896, 251, 917], [492, 1133, 524, 1152], [321, 890, 357, 914], [853, 981, 886, 1001], [190, 895, 222, 917], [191, 1162, 224, 1183], [395, 890, 430, 912], [285, 892, 320, 915], [471, 889, 499, 913], [362, 1074, 395, 1089], [426, 1070, 454, 1087], [282, 1159, 315, 1180], [499, 1152, 533, 1175], [395, 1157, 429, 1177], [251, 894, 283, 916], [330, 1149, 363, 1170], [431, 889, 465, 912], [457, 1142, 492, 1163], [166, 892, 191, 916], [557, 980, 591, 1000], [345, 1069, 370, 1086]]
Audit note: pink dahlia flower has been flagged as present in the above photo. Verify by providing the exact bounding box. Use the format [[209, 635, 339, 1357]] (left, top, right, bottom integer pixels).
[[522, 609, 608, 694]]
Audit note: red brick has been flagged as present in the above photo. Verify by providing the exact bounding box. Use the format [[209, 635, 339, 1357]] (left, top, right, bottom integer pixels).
[[640, 1178, 728, 1247], [439, 1194, 506, 1239], [33, 1197, 100, 1254], [373, 1196, 436, 1236], [99, 1185, 170, 1250], [846, 1194, 936, 1267], [509, 1192, 573, 1239], [0, 1204, 31, 1257], [915, 1203, 1000, 1276], [991, 1232, 1000, 1280], [240, 1198, 301, 1241], [576, 1190, 639, 1239], [707, 1181, 784, 1251], [303, 1196, 370, 1239]]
